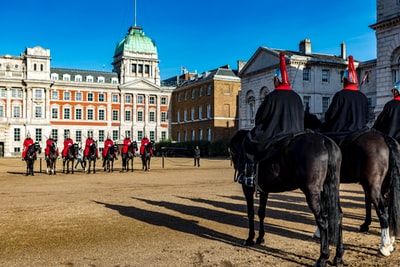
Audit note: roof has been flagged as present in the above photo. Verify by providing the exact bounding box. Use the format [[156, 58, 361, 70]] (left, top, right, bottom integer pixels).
[[51, 67, 118, 83], [114, 26, 157, 56]]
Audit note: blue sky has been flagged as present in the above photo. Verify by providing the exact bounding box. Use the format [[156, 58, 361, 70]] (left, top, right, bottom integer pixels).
[[1, 0, 377, 80]]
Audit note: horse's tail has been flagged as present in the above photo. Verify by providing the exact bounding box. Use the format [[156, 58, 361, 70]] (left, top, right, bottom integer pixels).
[[384, 135, 400, 238], [322, 134, 342, 245]]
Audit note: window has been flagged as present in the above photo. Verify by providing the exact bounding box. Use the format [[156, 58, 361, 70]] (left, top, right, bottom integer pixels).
[[184, 91, 188, 100], [322, 69, 330, 83], [99, 94, 105, 102], [0, 106, 4, 117], [137, 111, 143, 122], [76, 92, 82, 101], [75, 75, 82, 82], [99, 130, 105, 142], [64, 91, 71, 101], [177, 111, 180, 123], [161, 131, 166, 140], [98, 76, 105, 83], [149, 111, 155, 122], [322, 97, 330, 112], [161, 97, 167, 105], [138, 64, 143, 73], [137, 131, 143, 140], [125, 110, 131, 121], [35, 89, 42, 99], [87, 109, 94, 120], [132, 64, 137, 73], [14, 128, 21, 141], [207, 85, 211, 95], [183, 109, 187, 122], [198, 106, 202, 119], [149, 131, 155, 140], [112, 110, 119, 120], [52, 91, 59, 100], [303, 68, 310, 81], [207, 104, 211, 118], [52, 129, 58, 142], [191, 130, 195, 141], [35, 106, 42, 118], [199, 129, 203, 140], [149, 96, 155, 105], [98, 109, 105, 120], [75, 108, 82, 120], [199, 87, 203, 97], [63, 108, 70, 119], [86, 76, 93, 82], [0, 88, 5, 97], [303, 96, 311, 108], [34, 64, 37, 71], [191, 88, 195, 99], [13, 106, 20, 118], [35, 128, 42, 142], [137, 95, 143, 104], [191, 107, 195, 120], [63, 74, 70, 81], [177, 94, 180, 102], [125, 95, 132, 104], [52, 107, 58, 119], [12, 89, 22, 98], [51, 73, 59, 80], [87, 93, 93, 101], [207, 128, 211, 141], [112, 94, 119, 103], [76, 130, 82, 142], [161, 112, 167, 122], [111, 77, 118, 84], [113, 130, 118, 141]]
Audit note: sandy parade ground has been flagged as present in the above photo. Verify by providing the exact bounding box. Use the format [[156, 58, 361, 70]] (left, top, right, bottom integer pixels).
[[0, 156, 400, 267]]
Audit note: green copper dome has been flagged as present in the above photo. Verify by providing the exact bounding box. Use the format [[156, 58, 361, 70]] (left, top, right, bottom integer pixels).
[[114, 26, 157, 56]]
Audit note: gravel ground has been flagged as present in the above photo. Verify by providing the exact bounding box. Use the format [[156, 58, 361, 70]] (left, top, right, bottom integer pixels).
[[0, 157, 399, 267]]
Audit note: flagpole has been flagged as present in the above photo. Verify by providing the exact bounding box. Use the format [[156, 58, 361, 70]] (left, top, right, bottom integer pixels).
[[134, 0, 137, 27]]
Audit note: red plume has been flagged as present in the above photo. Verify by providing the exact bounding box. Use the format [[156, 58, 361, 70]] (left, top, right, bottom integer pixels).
[[276, 52, 292, 90]]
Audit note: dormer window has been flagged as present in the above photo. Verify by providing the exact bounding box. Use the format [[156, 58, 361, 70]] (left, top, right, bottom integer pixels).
[[111, 77, 118, 84], [63, 74, 71, 81], [75, 75, 82, 82], [51, 73, 59, 80], [98, 76, 105, 83], [86, 76, 93, 82]]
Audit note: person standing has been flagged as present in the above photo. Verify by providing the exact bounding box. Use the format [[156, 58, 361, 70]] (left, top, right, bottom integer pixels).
[[373, 81, 400, 142], [194, 146, 201, 167], [74, 146, 85, 170], [236, 52, 304, 186], [320, 55, 369, 144], [22, 132, 34, 160]]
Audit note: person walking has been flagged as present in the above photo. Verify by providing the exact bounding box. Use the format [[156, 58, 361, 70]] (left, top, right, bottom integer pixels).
[[194, 146, 201, 167], [74, 147, 85, 171]]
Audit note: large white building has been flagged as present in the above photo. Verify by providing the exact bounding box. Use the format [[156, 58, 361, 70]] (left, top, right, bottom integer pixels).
[[0, 25, 173, 157]]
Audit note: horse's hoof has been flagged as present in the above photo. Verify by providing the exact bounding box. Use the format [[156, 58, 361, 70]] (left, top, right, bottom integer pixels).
[[359, 224, 369, 233], [243, 239, 255, 246], [255, 237, 264, 244], [379, 245, 392, 256]]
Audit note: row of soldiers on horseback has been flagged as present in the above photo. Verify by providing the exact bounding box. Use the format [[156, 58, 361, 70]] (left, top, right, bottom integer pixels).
[[21, 131, 154, 173], [230, 51, 400, 265]]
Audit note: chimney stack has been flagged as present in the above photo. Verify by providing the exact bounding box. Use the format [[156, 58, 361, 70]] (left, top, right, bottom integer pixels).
[[341, 42, 346, 60], [299, 39, 311, 55]]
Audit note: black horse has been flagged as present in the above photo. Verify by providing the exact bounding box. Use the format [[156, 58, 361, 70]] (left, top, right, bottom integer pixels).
[[46, 141, 58, 175], [141, 141, 153, 171], [85, 141, 98, 174], [103, 144, 119, 172], [306, 113, 400, 256], [122, 141, 138, 172], [24, 142, 41, 176], [63, 143, 79, 174], [337, 129, 400, 256], [230, 130, 343, 267]]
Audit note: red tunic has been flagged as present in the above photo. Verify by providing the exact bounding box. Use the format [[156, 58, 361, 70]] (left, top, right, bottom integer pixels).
[[22, 138, 34, 158], [121, 138, 132, 154], [62, 138, 74, 157]]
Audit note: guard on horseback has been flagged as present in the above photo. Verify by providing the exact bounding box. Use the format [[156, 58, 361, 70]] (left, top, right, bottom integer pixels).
[[62, 133, 74, 162], [84, 132, 98, 160], [45, 133, 59, 161], [373, 81, 400, 142], [102, 133, 118, 166], [236, 51, 304, 187], [140, 136, 153, 155], [121, 134, 132, 155], [22, 132, 34, 161], [320, 55, 369, 145]]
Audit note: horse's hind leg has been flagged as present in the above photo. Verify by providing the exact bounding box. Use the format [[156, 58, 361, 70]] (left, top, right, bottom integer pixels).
[[242, 185, 256, 246], [360, 184, 372, 232], [256, 191, 267, 244], [372, 192, 393, 256]]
